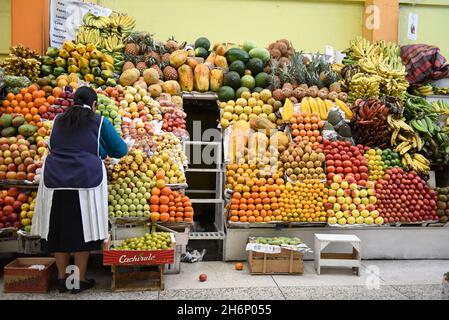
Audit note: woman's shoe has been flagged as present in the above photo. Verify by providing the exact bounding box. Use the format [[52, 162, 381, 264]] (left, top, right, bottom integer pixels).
[[57, 278, 68, 293], [70, 279, 96, 294]]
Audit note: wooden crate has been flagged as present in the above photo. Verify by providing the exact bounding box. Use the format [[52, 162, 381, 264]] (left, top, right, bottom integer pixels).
[[248, 248, 304, 275], [3, 257, 56, 293], [111, 264, 163, 292]]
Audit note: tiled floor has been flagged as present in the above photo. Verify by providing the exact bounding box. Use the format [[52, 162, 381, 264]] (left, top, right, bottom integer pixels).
[[0, 260, 448, 300]]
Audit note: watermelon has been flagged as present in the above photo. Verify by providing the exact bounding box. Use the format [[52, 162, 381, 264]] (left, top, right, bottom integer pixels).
[[243, 41, 257, 53], [240, 75, 256, 90], [246, 58, 264, 75], [255, 72, 269, 88], [249, 48, 270, 63], [226, 48, 250, 64], [218, 86, 235, 102], [195, 37, 211, 50], [223, 71, 241, 90], [229, 61, 245, 76]]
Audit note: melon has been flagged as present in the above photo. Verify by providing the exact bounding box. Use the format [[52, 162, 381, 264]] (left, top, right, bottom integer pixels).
[[143, 68, 159, 85], [119, 68, 140, 86], [148, 84, 162, 98]]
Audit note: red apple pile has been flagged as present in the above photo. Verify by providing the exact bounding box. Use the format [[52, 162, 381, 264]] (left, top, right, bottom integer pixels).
[[375, 168, 438, 223], [42, 86, 75, 120], [323, 140, 370, 187], [121, 119, 154, 140], [159, 94, 187, 137], [0, 187, 28, 229], [0, 136, 39, 181]]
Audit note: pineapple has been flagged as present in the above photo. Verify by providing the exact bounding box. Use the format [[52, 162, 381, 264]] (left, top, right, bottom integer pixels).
[[125, 43, 140, 56], [163, 66, 178, 81], [135, 57, 148, 74], [165, 36, 179, 53]]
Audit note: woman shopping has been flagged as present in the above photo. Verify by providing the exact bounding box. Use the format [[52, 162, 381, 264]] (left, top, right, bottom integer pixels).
[[32, 86, 128, 294]]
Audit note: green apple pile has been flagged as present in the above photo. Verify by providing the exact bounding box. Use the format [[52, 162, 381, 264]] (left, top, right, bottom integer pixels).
[[97, 94, 122, 135], [114, 232, 172, 250], [326, 175, 383, 225]]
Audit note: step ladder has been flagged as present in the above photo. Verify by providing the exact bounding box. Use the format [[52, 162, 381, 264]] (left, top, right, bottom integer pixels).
[[183, 140, 226, 240]]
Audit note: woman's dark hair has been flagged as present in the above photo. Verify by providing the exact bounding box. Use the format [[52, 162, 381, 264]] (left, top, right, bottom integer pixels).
[[59, 86, 97, 129]]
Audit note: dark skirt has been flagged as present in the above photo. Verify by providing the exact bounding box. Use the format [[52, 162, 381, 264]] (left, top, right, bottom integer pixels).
[[43, 190, 103, 253]]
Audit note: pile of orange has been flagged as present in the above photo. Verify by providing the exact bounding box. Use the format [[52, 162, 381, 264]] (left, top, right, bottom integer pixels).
[[0, 85, 54, 127], [149, 187, 193, 223], [225, 163, 284, 191], [290, 112, 324, 144], [228, 179, 329, 224], [227, 177, 284, 223], [278, 180, 329, 223]]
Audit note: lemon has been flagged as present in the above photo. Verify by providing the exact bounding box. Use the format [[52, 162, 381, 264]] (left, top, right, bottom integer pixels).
[[239, 113, 248, 121], [241, 91, 251, 100], [227, 100, 235, 107], [248, 97, 257, 107], [220, 118, 230, 128]]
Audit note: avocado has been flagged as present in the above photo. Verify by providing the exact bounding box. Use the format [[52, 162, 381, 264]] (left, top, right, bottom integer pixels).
[[337, 123, 352, 137], [0, 114, 13, 128], [323, 122, 335, 131], [327, 109, 342, 126]]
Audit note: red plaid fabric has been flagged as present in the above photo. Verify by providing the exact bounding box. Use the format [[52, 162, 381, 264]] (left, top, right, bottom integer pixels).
[[400, 44, 449, 86]]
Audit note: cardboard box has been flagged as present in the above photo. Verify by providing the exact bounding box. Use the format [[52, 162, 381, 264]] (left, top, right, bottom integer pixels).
[[3, 257, 56, 293]]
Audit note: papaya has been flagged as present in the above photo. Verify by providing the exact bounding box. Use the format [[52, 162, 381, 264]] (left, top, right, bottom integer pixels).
[[58, 49, 70, 59], [214, 55, 228, 70], [90, 49, 105, 60], [162, 80, 181, 95], [86, 43, 96, 52], [206, 52, 217, 66], [103, 54, 114, 65], [101, 62, 114, 72], [194, 63, 210, 92], [169, 50, 188, 68], [76, 43, 86, 54], [209, 69, 223, 92], [178, 64, 194, 91], [186, 57, 201, 70], [62, 41, 76, 52]]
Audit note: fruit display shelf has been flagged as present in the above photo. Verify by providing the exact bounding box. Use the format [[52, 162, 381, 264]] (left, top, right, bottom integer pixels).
[[227, 221, 327, 229], [0, 180, 39, 189], [181, 91, 218, 101], [225, 224, 449, 261]]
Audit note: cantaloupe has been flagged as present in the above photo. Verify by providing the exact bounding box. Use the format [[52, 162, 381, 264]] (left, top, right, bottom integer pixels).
[[148, 84, 162, 98]]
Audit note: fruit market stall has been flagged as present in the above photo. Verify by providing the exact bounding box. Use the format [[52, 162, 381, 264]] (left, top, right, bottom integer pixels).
[[1, 5, 449, 266]]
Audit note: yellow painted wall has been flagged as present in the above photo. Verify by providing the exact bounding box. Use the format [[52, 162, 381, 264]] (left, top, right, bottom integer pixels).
[[399, 3, 449, 59], [97, 0, 364, 52], [0, 0, 11, 60]]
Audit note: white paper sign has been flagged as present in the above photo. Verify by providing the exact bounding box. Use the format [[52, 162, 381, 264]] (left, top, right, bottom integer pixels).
[[50, 0, 112, 48], [408, 12, 418, 41]]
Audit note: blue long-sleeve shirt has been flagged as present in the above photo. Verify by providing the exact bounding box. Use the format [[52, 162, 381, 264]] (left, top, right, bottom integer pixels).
[[99, 117, 128, 159]]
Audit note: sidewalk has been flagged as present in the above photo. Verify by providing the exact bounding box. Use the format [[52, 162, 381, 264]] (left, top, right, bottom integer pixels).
[[1, 260, 448, 300]]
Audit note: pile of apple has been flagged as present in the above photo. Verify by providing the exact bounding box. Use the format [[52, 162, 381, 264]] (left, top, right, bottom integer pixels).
[[118, 86, 162, 121], [375, 168, 438, 223], [325, 175, 383, 225], [323, 140, 370, 186], [158, 93, 187, 137], [41, 86, 75, 120], [0, 188, 29, 229], [20, 191, 36, 232], [121, 119, 154, 140], [0, 136, 39, 182], [150, 132, 188, 168]]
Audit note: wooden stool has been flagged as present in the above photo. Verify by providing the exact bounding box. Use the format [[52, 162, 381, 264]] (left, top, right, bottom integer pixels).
[[314, 233, 361, 276]]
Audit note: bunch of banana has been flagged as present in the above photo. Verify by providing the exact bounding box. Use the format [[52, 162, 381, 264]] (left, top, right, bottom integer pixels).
[[410, 116, 440, 136], [83, 12, 111, 29], [433, 87, 449, 95], [301, 97, 335, 120], [76, 26, 102, 46], [348, 73, 381, 102], [103, 37, 125, 53], [402, 153, 430, 174], [413, 84, 434, 96], [388, 114, 423, 151], [109, 12, 136, 36]]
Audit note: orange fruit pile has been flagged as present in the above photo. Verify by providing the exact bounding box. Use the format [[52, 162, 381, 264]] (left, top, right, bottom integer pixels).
[[290, 112, 324, 144], [150, 187, 193, 223]]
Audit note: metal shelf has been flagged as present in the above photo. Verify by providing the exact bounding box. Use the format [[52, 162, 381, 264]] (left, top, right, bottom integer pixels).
[[189, 231, 226, 240]]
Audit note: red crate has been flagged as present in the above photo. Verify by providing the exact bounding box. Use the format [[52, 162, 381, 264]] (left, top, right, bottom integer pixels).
[[103, 234, 176, 266], [3, 257, 56, 293]]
